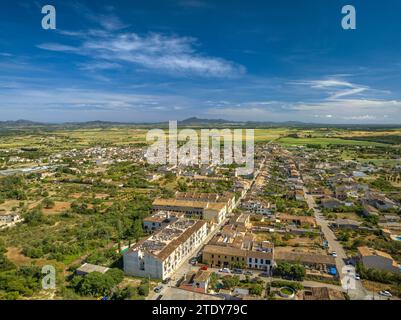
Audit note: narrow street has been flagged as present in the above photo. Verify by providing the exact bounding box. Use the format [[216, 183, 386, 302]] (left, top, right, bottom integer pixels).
[[303, 187, 368, 300]]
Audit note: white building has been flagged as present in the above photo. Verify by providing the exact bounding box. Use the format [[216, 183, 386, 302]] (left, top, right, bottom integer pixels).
[[124, 219, 208, 280]]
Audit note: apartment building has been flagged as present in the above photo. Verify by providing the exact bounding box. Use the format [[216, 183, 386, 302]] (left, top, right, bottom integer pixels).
[[175, 191, 236, 213], [152, 198, 227, 224], [124, 219, 208, 280]]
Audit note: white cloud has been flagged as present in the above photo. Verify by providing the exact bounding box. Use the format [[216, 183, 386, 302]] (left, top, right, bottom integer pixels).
[[202, 97, 401, 123], [38, 30, 245, 78]]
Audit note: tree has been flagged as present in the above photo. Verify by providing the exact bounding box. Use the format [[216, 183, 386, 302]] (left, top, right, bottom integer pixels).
[[222, 275, 240, 289], [273, 262, 306, 281], [72, 268, 124, 297], [42, 198, 55, 209], [137, 281, 149, 296], [249, 284, 263, 296], [131, 219, 143, 242]]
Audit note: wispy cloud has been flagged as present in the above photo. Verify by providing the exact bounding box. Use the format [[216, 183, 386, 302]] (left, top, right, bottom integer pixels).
[[37, 6, 244, 78], [38, 31, 244, 77], [178, 0, 211, 8], [290, 78, 369, 100], [68, 2, 129, 31]]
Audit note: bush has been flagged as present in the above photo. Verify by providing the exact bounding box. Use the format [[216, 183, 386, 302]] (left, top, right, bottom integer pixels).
[[138, 282, 149, 296], [249, 284, 263, 296], [270, 280, 304, 291], [71, 268, 124, 297]]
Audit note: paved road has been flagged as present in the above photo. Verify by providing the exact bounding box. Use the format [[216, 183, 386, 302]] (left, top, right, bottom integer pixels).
[[303, 188, 368, 300]]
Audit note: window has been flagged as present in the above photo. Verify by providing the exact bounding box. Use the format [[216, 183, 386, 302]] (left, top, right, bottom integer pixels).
[[255, 258, 258, 264], [248, 258, 252, 263]]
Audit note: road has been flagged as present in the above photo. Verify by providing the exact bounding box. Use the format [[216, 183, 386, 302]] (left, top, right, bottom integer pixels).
[[303, 187, 368, 300]]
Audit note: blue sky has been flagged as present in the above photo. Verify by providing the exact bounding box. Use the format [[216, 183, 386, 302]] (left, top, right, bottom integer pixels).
[[1, 0, 401, 123]]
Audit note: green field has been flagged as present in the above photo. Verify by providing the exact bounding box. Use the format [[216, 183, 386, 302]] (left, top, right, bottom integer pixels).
[[276, 137, 389, 147]]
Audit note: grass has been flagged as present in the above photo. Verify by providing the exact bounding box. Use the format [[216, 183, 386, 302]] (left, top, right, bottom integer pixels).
[[277, 137, 389, 147]]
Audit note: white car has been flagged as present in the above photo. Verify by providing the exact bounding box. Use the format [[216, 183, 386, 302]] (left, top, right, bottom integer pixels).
[[330, 251, 337, 257], [219, 268, 231, 274], [379, 290, 392, 298], [354, 274, 361, 280]]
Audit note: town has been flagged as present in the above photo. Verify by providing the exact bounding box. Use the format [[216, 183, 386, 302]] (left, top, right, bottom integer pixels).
[[0, 124, 400, 301]]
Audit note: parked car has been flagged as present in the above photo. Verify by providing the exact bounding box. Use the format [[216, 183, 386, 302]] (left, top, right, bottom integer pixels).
[[162, 278, 171, 284], [244, 271, 253, 276], [354, 274, 360, 280], [330, 251, 337, 257], [189, 257, 198, 265], [379, 290, 392, 298], [260, 272, 270, 277], [233, 268, 243, 274], [154, 285, 164, 293], [219, 268, 231, 273], [156, 295, 163, 300], [200, 266, 208, 271]]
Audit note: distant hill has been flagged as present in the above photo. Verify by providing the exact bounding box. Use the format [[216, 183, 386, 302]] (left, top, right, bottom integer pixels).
[[0, 119, 45, 126], [0, 118, 400, 130]]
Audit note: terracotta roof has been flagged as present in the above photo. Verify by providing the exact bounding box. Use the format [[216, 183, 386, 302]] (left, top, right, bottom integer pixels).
[[358, 246, 396, 262], [275, 251, 335, 265], [193, 270, 211, 282], [203, 244, 247, 257], [152, 198, 226, 211]]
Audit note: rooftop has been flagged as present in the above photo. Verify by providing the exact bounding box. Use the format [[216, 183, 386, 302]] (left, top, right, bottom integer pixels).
[[275, 251, 336, 265], [130, 219, 207, 261]]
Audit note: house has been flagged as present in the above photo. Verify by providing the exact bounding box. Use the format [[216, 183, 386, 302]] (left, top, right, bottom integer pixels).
[[0, 212, 21, 224], [362, 203, 380, 217], [357, 246, 400, 274], [278, 214, 317, 228], [0, 212, 22, 229], [321, 197, 343, 210], [143, 211, 180, 232], [329, 219, 362, 230], [233, 288, 249, 297], [365, 192, 398, 210], [295, 189, 305, 202], [202, 237, 274, 273], [192, 270, 211, 293], [76, 263, 110, 276], [275, 251, 336, 271]]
